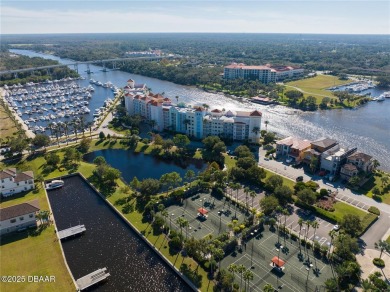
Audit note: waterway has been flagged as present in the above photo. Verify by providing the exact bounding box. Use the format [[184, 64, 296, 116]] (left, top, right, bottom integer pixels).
[[83, 149, 206, 182], [47, 175, 189, 291], [9, 49, 390, 171]]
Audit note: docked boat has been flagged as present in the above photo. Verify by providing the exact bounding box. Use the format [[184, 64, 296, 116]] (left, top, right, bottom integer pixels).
[[376, 95, 385, 102], [45, 179, 65, 190]]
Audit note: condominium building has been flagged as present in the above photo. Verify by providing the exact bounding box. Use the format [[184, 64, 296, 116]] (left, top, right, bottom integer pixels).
[[320, 145, 357, 176], [0, 168, 35, 197], [124, 82, 262, 142], [223, 63, 304, 83], [0, 200, 40, 235], [276, 137, 312, 163]]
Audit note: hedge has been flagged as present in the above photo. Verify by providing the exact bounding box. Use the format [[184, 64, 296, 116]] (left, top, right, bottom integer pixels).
[[367, 206, 380, 216]]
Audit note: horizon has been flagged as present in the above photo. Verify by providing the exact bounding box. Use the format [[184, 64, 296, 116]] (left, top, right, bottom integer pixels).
[[1, 1, 389, 35]]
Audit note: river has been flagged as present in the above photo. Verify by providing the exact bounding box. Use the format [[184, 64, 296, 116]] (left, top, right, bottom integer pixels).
[[9, 49, 390, 171]]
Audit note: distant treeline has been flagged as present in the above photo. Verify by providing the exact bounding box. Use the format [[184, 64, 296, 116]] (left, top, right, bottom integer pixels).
[[2, 33, 389, 76]]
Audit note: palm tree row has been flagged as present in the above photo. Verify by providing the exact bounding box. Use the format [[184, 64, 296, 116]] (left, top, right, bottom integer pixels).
[[228, 263, 254, 292]]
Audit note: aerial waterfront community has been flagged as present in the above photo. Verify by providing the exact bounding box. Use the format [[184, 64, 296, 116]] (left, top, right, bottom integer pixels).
[[1, 6, 390, 292]]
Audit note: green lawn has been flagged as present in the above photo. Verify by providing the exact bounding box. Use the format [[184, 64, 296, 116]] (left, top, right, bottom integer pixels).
[[358, 172, 390, 205], [0, 188, 74, 292], [386, 236, 390, 244], [0, 101, 19, 139], [285, 75, 352, 103]]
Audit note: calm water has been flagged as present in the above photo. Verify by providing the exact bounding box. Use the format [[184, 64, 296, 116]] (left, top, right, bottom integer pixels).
[[47, 175, 189, 292], [83, 149, 206, 182], [10, 49, 390, 171]]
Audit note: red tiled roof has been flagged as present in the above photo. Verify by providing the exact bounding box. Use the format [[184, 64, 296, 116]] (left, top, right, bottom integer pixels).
[[211, 109, 222, 113], [0, 168, 16, 179], [198, 208, 208, 215], [250, 110, 262, 117], [195, 107, 204, 112]]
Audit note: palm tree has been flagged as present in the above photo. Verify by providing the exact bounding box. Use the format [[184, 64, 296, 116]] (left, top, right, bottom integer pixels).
[[304, 221, 311, 262], [298, 218, 304, 255], [380, 176, 389, 188], [244, 187, 250, 210], [72, 119, 79, 142], [228, 264, 238, 291], [264, 120, 269, 132], [263, 283, 275, 292], [374, 240, 390, 259], [86, 121, 93, 138], [63, 121, 70, 145], [249, 191, 256, 210], [79, 116, 86, 137], [175, 95, 179, 104], [243, 269, 254, 292], [232, 183, 241, 219], [252, 126, 260, 136], [237, 264, 246, 292], [372, 159, 380, 171], [53, 125, 60, 147], [282, 208, 289, 245]]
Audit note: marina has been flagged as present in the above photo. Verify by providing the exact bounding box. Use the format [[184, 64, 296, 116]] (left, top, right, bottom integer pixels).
[[1, 77, 117, 136]]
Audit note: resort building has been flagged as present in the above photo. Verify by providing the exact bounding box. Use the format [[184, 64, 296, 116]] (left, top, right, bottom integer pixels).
[[0, 168, 35, 197], [320, 145, 357, 176], [276, 137, 311, 163], [223, 63, 304, 83], [340, 152, 374, 181], [124, 82, 262, 142], [0, 200, 40, 235]]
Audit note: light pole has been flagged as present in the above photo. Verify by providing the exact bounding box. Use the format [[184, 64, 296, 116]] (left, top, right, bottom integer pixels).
[[250, 232, 255, 268], [170, 213, 174, 230]]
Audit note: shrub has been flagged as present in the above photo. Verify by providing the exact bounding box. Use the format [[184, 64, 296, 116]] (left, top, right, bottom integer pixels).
[[368, 206, 380, 216], [373, 258, 385, 268]]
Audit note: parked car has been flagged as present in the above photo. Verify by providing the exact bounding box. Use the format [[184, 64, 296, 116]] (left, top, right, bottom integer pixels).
[[296, 176, 304, 182], [333, 225, 340, 231]]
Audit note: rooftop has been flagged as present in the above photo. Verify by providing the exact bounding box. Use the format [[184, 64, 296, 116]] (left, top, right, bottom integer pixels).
[[348, 152, 373, 163], [277, 136, 311, 150], [0, 200, 40, 221], [311, 138, 338, 149]]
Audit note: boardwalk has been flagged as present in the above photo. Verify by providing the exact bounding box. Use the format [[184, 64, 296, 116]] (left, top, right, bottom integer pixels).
[[58, 224, 86, 240], [76, 267, 110, 291]]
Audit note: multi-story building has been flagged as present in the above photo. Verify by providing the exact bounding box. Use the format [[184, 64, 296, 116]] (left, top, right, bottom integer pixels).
[[0, 200, 40, 235], [124, 81, 262, 142], [276, 137, 311, 163], [340, 152, 374, 181], [302, 138, 339, 169], [223, 63, 304, 83], [0, 168, 35, 197], [320, 145, 357, 176]]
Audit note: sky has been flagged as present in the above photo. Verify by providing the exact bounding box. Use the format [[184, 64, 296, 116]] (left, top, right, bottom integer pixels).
[[1, 0, 389, 35]]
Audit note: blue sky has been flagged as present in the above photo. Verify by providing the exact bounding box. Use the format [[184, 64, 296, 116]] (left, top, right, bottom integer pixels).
[[1, 1, 389, 34]]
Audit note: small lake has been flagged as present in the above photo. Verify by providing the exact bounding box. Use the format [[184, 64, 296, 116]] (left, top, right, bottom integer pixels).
[[83, 149, 206, 182], [47, 175, 190, 291]]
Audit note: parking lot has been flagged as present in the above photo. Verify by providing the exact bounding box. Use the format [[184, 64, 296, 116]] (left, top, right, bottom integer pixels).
[[225, 186, 265, 210], [282, 207, 335, 247], [221, 228, 333, 292], [165, 192, 248, 240]]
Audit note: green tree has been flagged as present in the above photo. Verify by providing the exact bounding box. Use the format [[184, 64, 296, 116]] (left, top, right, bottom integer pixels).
[[259, 196, 279, 215], [32, 134, 50, 149], [173, 134, 190, 149], [265, 174, 283, 191], [93, 156, 106, 166], [374, 240, 390, 259], [263, 132, 275, 145], [139, 178, 161, 196], [341, 214, 362, 237], [274, 185, 293, 205], [78, 138, 91, 153], [45, 152, 60, 166], [99, 131, 105, 140], [263, 283, 275, 292], [297, 188, 317, 205]]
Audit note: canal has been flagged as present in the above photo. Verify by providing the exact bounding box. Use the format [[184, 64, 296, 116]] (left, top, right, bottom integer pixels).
[[10, 49, 390, 172], [47, 175, 190, 291], [83, 149, 206, 182]]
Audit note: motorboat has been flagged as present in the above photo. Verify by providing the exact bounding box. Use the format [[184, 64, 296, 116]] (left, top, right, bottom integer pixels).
[[45, 179, 64, 190]]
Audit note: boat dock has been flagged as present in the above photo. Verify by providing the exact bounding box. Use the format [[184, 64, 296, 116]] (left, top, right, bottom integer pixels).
[[58, 225, 86, 240], [76, 268, 110, 290]]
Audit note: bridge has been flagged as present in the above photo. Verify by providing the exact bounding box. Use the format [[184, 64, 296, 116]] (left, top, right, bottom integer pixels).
[[0, 55, 175, 76]]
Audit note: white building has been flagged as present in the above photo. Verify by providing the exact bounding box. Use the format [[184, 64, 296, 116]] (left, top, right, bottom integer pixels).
[[223, 63, 304, 83], [320, 145, 357, 176], [124, 82, 262, 142], [0, 168, 35, 197], [0, 200, 40, 235]]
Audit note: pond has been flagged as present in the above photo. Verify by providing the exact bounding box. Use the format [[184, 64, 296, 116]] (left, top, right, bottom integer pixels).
[[83, 149, 206, 182], [47, 175, 190, 291]]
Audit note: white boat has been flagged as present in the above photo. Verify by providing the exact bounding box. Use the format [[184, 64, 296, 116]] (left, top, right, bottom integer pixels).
[[382, 91, 390, 98], [376, 95, 385, 102], [45, 179, 64, 190]]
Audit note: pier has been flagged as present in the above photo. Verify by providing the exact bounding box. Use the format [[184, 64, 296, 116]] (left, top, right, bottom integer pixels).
[[76, 268, 110, 291], [57, 224, 86, 240]]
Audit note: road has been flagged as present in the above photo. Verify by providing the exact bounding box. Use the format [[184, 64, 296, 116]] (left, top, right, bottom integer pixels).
[[258, 147, 390, 248]]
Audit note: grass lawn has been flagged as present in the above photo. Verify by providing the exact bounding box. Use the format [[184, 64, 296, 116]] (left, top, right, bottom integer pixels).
[[0, 188, 74, 292], [332, 201, 367, 219], [285, 75, 352, 103], [358, 172, 390, 205], [0, 102, 19, 139], [386, 236, 390, 244]]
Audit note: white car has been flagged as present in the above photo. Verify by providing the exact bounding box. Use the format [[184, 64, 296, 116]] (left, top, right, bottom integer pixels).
[[333, 225, 340, 231]]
